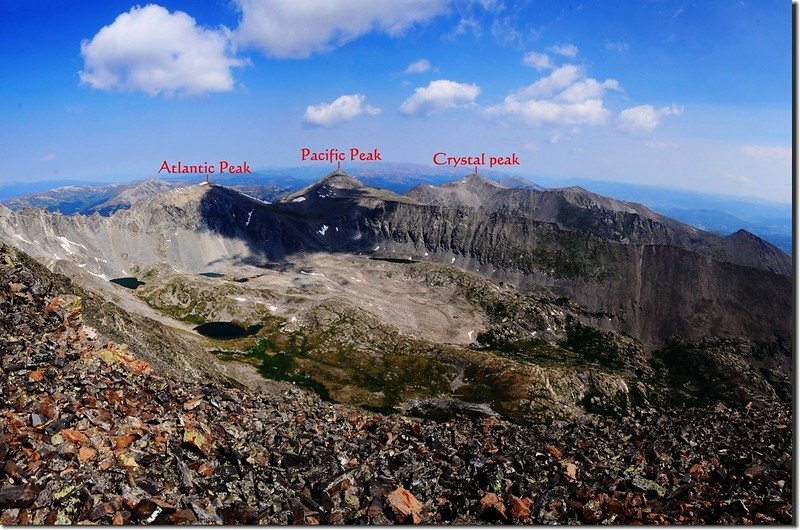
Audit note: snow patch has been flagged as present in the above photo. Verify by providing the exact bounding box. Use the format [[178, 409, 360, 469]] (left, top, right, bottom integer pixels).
[[249, 196, 272, 205], [234, 297, 247, 302], [13, 234, 32, 245], [451, 257, 456, 264], [300, 270, 325, 277], [55, 235, 86, 255], [373, 245, 380, 251], [246, 209, 254, 227], [317, 224, 329, 236], [268, 305, 278, 312], [292, 196, 307, 203]]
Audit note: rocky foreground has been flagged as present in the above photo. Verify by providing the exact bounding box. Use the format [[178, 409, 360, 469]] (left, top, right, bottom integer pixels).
[[0, 245, 793, 525]]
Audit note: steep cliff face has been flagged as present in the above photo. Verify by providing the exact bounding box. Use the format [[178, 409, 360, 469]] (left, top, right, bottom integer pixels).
[[348, 202, 791, 347], [407, 175, 791, 276]]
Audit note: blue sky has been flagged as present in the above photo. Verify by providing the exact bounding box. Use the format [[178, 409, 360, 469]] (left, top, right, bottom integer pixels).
[[0, 0, 792, 202]]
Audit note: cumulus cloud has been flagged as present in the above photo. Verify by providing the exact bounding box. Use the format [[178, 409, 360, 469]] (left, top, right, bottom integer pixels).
[[234, 0, 451, 58], [522, 51, 552, 71], [303, 94, 381, 128], [79, 5, 246, 96], [404, 58, 432, 74], [399, 79, 480, 117], [548, 44, 578, 57], [741, 145, 791, 160], [485, 65, 620, 127], [615, 104, 683, 135]]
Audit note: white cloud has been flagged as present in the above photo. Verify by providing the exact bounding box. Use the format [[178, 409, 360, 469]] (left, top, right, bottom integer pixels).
[[615, 104, 683, 135], [79, 5, 246, 96], [446, 16, 482, 40], [741, 145, 791, 160], [605, 40, 630, 53], [404, 59, 432, 74], [485, 65, 620, 127], [548, 44, 578, 57], [400, 79, 480, 117], [303, 94, 381, 128], [557, 78, 621, 103], [725, 172, 752, 184], [234, 0, 451, 58], [40, 154, 57, 161], [491, 15, 523, 45], [515, 64, 583, 99], [522, 51, 552, 71], [645, 140, 678, 149]]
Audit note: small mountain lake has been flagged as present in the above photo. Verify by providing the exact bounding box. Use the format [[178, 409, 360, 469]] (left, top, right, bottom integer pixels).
[[109, 277, 145, 289], [369, 256, 419, 264], [199, 272, 224, 278], [194, 322, 261, 340]]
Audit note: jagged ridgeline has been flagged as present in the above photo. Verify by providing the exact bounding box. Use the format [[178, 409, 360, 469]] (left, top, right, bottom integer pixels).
[[0, 170, 791, 422]]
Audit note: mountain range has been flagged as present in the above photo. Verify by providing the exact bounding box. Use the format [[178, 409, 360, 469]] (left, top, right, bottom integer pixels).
[[1, 163, 789, 253], [0, 170, 791, 423]]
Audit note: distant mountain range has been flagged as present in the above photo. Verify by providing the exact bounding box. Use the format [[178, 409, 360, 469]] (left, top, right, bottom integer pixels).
[[0, 163, 791, 252]]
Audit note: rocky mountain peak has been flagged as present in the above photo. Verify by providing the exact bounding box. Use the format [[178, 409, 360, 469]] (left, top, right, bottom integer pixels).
[[280, 170, 414, 205], [317, 169, 366, 190], [450, 173, 507, 189]]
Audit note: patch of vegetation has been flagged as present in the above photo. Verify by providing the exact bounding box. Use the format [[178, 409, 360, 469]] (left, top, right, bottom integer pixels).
[[453, 363, 539, 423], [254, 348, 333, 402], [559, 321, 630, 370], [144, 299, 208, 325]]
